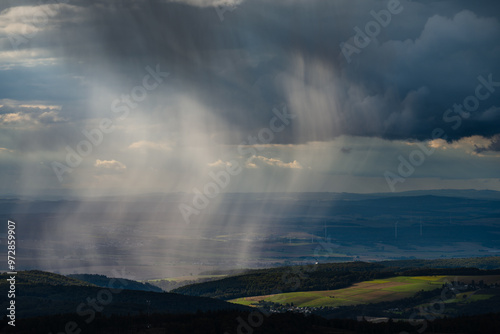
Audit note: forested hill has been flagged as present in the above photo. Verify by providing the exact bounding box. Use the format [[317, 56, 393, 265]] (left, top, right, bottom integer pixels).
[[172, 257, 500, 300], [0, 270, 94, 287], [0, 271, 249, 319], [172, 262, 393, 300], [68, 273, 162, 292], [380, 256, 500, 270]]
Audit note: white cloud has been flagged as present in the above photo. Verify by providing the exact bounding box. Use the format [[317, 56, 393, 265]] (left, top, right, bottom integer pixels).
[[0, 4, 83, 68], [427, 136, 500, 156], [128, 140, 172, 152], [0, 107, 64, 127], [0, 4, 84, 36], [18, 103, 61, 110], [245, 161, 258, 169], [247, 155, 303, 169], [207, 159, 232, 167], [0, 112, 32, 124], [39, 110, 64, 122], [0, 147, 14, 153], [94, 159, 127, 171], [165, 0, 244, 8]]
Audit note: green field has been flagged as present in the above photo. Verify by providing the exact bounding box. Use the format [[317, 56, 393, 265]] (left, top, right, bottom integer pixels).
[[229, 275, 500, 308], [442, 291, 494, 304]]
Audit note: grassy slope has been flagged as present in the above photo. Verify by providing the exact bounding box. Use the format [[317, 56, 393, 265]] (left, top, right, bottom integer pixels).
[[230, 275, 500, 307]]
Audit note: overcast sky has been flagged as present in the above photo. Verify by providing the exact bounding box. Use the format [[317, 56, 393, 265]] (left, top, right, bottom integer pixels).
[[1, 0, 500, 197]]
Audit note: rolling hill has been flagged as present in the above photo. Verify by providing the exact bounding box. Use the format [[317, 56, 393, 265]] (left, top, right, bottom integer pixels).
[[67, 273, 162, 292], [0, 271, 249, 319], [172, 257, 500, 300]]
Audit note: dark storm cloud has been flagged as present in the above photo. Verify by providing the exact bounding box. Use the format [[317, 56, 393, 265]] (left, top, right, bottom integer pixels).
[[5, 0, 500, 143]]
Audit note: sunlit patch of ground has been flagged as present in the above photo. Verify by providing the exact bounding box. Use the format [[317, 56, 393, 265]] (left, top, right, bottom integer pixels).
[[229, 275, 500, 308]]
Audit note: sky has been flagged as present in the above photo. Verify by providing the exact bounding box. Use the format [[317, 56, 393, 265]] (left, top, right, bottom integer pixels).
[[1, 0, 500, 197]]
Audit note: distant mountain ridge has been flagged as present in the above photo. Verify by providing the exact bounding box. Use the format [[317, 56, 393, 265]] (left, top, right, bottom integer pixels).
[[2, 189, 500, 201]]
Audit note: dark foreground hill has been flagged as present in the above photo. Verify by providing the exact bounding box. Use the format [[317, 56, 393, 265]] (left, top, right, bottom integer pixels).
[[2, 310, 500, 334], [0, 271, 249, 320]]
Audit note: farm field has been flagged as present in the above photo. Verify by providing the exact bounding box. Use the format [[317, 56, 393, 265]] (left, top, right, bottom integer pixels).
[[229, 275, 500, 308]]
